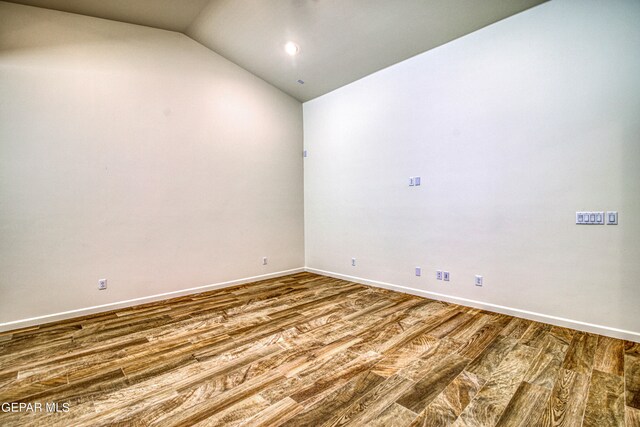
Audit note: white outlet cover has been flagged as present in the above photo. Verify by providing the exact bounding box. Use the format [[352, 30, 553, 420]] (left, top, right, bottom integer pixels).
[[415, 267, 421, 276], [475, 275, 483, 286], [98, 279, 107, 290]]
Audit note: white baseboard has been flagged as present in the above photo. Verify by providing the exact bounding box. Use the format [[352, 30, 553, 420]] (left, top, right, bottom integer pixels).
[[305, 267, 640, 343], [0, 268, 305, 333]]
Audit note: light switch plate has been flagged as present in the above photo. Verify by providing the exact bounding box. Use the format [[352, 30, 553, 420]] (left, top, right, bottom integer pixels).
[[607, 211, 618, 225], [576, 211, 604, 225]]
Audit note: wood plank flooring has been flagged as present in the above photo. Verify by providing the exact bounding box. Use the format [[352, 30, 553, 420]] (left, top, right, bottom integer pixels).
[[0, 272, 637, 426]]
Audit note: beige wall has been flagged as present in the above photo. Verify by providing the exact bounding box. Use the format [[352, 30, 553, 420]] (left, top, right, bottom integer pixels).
[[304, 0, 640, 340], [0, 2, 304, 325]]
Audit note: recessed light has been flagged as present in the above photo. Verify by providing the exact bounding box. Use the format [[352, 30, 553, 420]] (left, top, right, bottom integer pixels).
[[285, 41, 299, 56]]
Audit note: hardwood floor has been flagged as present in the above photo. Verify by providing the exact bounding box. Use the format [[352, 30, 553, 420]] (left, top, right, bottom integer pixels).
[[0, 272, 637, 426]]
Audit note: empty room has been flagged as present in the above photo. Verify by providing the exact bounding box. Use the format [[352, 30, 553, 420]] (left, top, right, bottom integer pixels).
[[1, 0, 639, 425]]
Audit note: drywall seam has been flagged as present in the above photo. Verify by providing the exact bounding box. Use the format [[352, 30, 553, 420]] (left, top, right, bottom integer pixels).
[[305, 268, 640, 343], [0, 268, 304, 333]]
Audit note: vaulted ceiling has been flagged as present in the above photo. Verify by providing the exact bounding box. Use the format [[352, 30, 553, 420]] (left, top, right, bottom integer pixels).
[[6, 0, 547, 101]]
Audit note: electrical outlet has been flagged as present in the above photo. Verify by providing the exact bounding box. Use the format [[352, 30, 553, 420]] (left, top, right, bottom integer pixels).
[[351, 258, 356, 267], [475, 275, 483, 286], [607, 211, 618, 225], [415, 267, 421, 276], [436, 270, 443, 280], [98, 279, 107, 290], [443, 271, 450, 281], [262, 257, 268, 265]]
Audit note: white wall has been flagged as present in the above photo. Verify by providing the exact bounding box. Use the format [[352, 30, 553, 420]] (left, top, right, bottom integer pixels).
[[304, 0, 640, 339], [2, 0, 639, 339], [0, 2, 304, 326]]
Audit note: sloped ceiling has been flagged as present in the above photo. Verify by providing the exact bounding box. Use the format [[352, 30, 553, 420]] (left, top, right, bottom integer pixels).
[[4, 0, 210, 32], [5, 0, 547, 102]]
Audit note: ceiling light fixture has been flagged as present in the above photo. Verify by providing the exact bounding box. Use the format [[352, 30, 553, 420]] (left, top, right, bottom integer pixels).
[[284, 41, 299, 56]]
